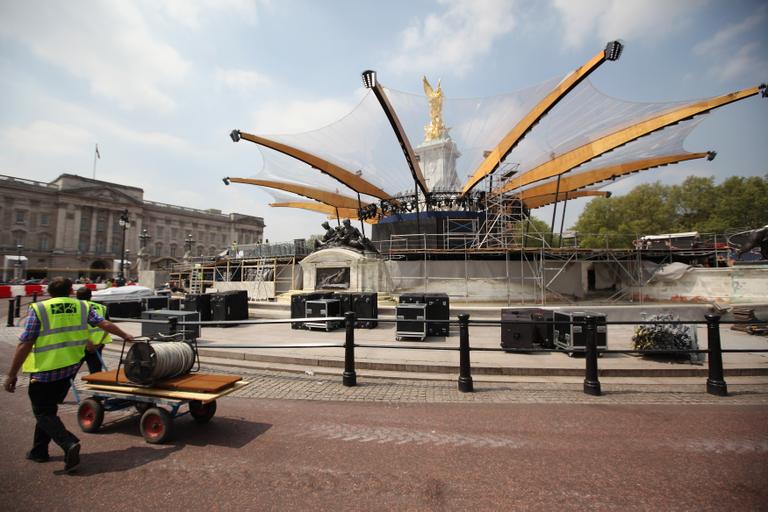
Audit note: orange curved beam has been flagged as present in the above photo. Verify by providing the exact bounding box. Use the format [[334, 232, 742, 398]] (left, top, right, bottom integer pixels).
[[235, 131, 393, 200], [525, 190, 609, 209], [518, 152, 710, 201], [269, 201, 337, 215], [368, 84, 429, 195], [269, 201, 378, 224], [227, 177, 366, 210], [461, 45, 614, 196], [498, 86, 762, 194]]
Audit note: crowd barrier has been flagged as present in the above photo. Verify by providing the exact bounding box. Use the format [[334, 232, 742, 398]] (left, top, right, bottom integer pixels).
[[0, 283, 107, 298]]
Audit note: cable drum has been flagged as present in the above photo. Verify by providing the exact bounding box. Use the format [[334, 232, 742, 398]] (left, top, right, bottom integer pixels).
[[124, 342, 196, 385]]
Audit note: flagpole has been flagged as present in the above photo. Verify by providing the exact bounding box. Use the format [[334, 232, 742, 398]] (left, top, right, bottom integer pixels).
[[92, 143, 98, 179]]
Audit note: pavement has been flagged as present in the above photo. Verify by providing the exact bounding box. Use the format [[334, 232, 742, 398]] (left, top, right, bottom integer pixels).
[[3, 298, 768, 403]]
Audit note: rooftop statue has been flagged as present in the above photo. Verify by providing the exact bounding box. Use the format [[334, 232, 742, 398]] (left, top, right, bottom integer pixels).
[[422, 76, 446, 142]]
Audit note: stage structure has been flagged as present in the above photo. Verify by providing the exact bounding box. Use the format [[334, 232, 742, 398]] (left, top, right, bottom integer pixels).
[[222, 40, 766, 301]]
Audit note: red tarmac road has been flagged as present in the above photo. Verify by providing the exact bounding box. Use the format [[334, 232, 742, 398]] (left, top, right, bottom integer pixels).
[[0, 347, 766, 510]]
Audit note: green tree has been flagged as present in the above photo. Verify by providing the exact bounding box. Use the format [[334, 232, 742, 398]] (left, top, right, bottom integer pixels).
[[572, 175, 768, 247], [667, 176, 718, 231]]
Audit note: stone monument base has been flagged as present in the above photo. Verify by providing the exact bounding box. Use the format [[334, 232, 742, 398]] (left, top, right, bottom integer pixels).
[[300, 247, 392, 293], [138, 270, 169, 290]]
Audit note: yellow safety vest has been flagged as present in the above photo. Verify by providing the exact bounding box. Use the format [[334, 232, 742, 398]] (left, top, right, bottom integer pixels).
[[22, 298, 91, 373], [87, 301, 111, 346]]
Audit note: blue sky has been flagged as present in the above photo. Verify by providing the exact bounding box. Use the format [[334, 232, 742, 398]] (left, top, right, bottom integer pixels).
[[1, 0, 766, 241]]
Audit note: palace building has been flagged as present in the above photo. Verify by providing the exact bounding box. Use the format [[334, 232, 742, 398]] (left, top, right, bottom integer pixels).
[[0, 173, 264, 281]]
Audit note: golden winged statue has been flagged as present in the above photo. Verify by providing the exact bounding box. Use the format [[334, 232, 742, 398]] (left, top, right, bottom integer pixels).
[[422, 76, 446, 142]]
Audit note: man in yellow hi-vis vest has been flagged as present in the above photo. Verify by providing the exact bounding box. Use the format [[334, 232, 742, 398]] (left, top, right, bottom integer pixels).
[[3, 277, 133, 473], [76, 287, 110, 373]]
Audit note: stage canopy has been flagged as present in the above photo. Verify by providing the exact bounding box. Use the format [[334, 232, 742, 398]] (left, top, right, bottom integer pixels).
[[226, 41, 765, 225]]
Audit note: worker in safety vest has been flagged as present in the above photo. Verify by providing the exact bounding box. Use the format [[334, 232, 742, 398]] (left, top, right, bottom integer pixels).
[[75, 287, 110, 373], [3, 277, 133, 473]]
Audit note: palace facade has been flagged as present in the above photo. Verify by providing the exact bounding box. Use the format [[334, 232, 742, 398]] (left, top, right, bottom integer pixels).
[[0, 173, 264, 280]]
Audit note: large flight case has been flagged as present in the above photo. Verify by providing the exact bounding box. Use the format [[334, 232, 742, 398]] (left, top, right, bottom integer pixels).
[[305, 298, 342, 331], [395, 303, 427, 341], [553, 311, 607, 355]]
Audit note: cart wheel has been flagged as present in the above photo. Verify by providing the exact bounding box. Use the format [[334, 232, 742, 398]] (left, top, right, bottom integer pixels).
[[77, 398, 104, 433], [140, 407, 173, 444], [189, 400, 217, 424]]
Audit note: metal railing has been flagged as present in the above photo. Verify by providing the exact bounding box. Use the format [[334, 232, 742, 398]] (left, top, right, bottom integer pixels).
[[101, 311, 768, 398]]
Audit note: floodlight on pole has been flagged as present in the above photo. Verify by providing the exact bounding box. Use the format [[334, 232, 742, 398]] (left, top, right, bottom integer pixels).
[[361, 70, 377, 89], [604, 40, 624, 61]]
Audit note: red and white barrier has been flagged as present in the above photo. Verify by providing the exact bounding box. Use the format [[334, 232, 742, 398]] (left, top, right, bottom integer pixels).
[[0, 283, 107, 298]]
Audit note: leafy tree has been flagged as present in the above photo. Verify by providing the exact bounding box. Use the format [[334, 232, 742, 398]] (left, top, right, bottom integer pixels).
[[572, 175, 768, 247]]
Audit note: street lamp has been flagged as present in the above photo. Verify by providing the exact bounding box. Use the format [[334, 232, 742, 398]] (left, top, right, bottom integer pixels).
[[15, 244, 23, 281], [118, 209, 130, 285], [184, 233, 195, 261]]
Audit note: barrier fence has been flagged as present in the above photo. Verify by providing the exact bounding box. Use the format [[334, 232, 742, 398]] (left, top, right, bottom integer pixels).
[[92, 312, 768, 398]]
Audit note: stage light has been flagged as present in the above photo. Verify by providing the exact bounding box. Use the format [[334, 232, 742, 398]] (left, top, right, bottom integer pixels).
[[361, 70, 377, 89], [605, 40, 624, 61], [707, 151, 717, 161], [230, 130, 241, 142]]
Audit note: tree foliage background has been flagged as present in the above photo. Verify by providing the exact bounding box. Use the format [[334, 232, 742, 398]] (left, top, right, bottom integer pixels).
[[572, 175, 768, 248]]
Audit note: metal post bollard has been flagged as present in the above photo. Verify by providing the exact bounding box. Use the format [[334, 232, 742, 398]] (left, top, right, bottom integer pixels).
[[14, 295, 21, 318], [458, 313, 473, 392], [705, 314, 727, 396], [168, 316, 178, 336], [7, 300, 14, 327], [583, 315, 601, 396], [343, 312, 357, 387]]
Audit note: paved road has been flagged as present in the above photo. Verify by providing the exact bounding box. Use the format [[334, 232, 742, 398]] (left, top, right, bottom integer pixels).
[[1, 330, 767, 510]]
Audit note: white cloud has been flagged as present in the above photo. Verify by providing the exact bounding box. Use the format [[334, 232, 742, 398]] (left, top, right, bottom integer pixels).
[[690, 5, 768, 82], [2, 121, 94, 157], [250, 96, 361, 134], [711, 42, 767, 82], [0, 2, 190, 112], [552, 0, 703, 48], [154, 0, 263, 28], [693, 4, 766, 56], [215, 68, 272, 91], [388, 0, 516, 76]]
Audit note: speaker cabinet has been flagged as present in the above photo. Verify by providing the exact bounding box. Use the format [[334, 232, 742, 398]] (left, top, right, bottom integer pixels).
[[183, 294, 212, 321], [425, 293, 449, 336]]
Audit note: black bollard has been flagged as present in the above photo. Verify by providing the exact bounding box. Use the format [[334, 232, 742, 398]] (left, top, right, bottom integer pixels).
[[458, 313, 473, 392], [168, 316, 178, 336], [7, 300, 14, 327], [343, 312, 357, 387], [583, 315, 601, 396], [14, 295, 21, 318], [705, 314, 727, 396]]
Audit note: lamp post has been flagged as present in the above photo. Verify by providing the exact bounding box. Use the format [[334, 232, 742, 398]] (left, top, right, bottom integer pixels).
[[139, 228, 152, 271], [184, 233, 195, 261], [118, 209, 130, 285], [15, 244, 23, 282]]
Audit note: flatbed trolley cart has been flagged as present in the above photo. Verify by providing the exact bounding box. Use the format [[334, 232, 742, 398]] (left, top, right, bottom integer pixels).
[[76, 379, 249, 443], [75, 333, 247, 443]]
